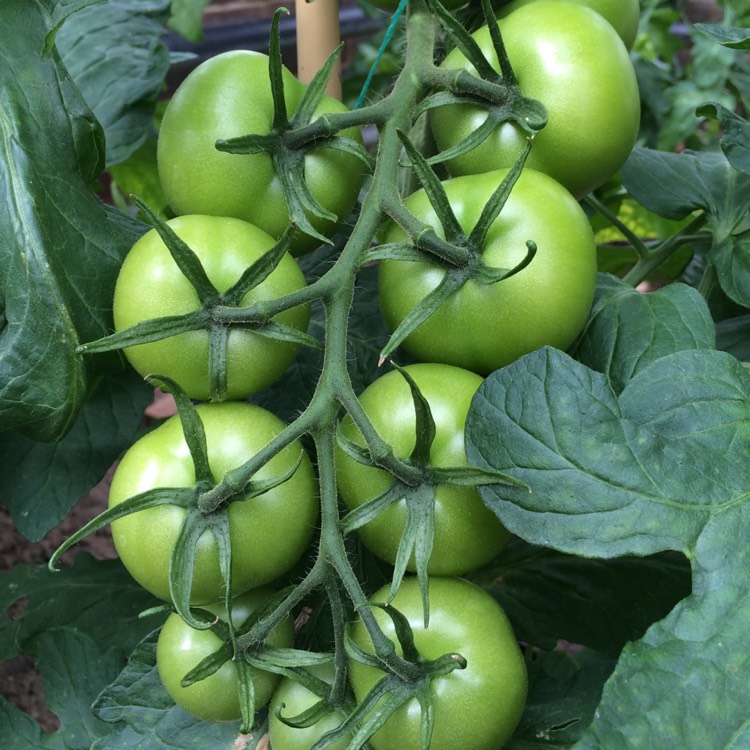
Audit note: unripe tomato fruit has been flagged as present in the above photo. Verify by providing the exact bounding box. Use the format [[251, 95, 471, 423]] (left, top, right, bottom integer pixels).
[[156, 588, 293, 722], [336, 364, 512, 575], [378, 169, 597, 374], [430, 2, 640, 198], [109, 401, 318, 604], [348, 576, 528, 750], [498, 0, 640, 50], [112, 214, 310, 401], [157, 50, 364, 255]]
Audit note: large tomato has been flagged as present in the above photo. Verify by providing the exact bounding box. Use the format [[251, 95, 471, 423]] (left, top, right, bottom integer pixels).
[[108, 401, 318, 604], [156, 587, 294, 722], [348, 576, 527, 750], [157, 50, 364, 255], [268, 664, 353, 749], [498, 0, 640, 50], [336, 363, 512, 576], [430, 1, 640, 198], [112, 214, 310, 401], [378, 168, 597, 373]]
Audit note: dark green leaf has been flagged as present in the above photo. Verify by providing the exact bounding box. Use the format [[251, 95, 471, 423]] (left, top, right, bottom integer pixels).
[[167, 0, 210, 43], [31, 628, 120, 749], [716, 314, 750, 361], [507, 649, 616, 750], [467, 346, 750, 746], [55, 0, 172, 167], [0, 554, 162, 663], [622, 147, 750, 224], [571, 275, 716, 393], [0, 694, 63, 750], [696, 101, 750, 175], [91, 631, 246, 748], [0, 370, 152, 542], [710, 230, 750, 308], [0, 1, 145, 441], [694, 22, 750, 50]]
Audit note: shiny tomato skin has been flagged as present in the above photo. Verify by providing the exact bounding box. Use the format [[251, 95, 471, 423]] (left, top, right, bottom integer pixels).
[[378, 169, 597, 374], [348, 576, 528, 750], [112, 214, 310, 401], [430, 2, 640, 198], [156, 588, 294, 722], [157, 50, 364, 255], [336, 364, 512, 575], [109, 401, 318, 604], [498, 0, 640, 49]]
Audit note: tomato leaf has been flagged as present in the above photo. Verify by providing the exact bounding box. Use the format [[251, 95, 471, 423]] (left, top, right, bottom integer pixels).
[[0, 554, 160, 664], [696, 101, 750, 175], [694, 23, 750, 50], [54, 0, 172, 167], [0, 1, 145, 441], [0, 370, 152, 542], [91, 631, 247, 748], [474, 540, 691, 657], [467, 343, 750, 746], [570, 275, 716, 394]]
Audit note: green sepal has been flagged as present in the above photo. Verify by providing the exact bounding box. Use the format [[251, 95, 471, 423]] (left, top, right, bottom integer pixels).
[[426, 0, 498, 82], [268, 8, 291, 129], [236, 657, 257, 734], [473, 242, 537, 285], [424, 108, 504, 167], [148, 374, 212, 484], [76, 309, 210, 354], [275, 696, 334, 730], [169, 507, 232, 630], [468, 137, 530, 248], [47, 486, 197, 572], [360, 242, 434, 265], [335, 421, 379, 469], [208, 323, 230, 401], [214, 131, 279, 155], [222, 224, 297, 306], [247, 646, 333, 674], [132, 195, 220, 306], [321, 135, 375, 172], [390, 363, 436, 469], [480, 0, 515, 82], [339, 481, 408, 535], [371, 601, 419, 662], [290, 43, 345, 128], [397, 130, 463, 244], [254, 320, 325, 350], [379, 269, 466, 361], [427, 464, 529, 490]]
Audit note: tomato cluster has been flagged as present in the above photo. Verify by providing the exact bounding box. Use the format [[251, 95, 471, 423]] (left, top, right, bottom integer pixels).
[[75, 0, 641, 745]]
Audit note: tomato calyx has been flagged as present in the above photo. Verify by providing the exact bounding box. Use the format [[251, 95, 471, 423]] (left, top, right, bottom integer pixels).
[[212, 10, 372, 247], [330, 600, 466, 750], [78, 201, 321, 401], [372, 133, 536, 361], [50, 385, 307, 631], [338, 365, 526, 626], [416, 0, 546, 167]]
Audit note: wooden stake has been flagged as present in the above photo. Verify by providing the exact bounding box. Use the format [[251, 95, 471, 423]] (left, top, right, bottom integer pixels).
[[295, 0, 342, 100]]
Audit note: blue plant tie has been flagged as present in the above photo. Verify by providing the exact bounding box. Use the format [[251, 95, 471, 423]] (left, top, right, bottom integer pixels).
[[355, 0, 408, 109]]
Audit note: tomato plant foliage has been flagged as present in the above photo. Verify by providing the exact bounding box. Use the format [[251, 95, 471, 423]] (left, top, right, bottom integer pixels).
[[2, 0, 750, 749]]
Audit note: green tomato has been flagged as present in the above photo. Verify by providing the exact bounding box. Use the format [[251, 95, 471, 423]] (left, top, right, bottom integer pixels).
[[348, 576, 527, 750], [378, 168, 597, 373], [156, 588, 293, 722], [498, 0, 640, 49], [268, 664, 353, 750], [112, 214, 310, 401], [336, 363, 512, 576], [157, 50, 364, 255], [430, 2, 640, 197], [109, 401, 319, 604]]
